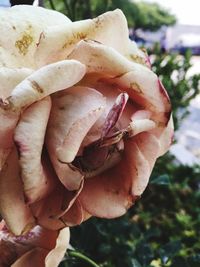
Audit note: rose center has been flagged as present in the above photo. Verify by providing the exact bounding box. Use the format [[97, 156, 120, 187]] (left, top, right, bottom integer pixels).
[[72, 93, 129, 177]]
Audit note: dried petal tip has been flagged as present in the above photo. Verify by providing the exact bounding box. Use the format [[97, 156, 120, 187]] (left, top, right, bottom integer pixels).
[[101, 92, 129, 138]]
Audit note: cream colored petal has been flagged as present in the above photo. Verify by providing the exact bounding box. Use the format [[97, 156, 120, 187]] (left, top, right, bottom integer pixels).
[[45, 227, 70, 267], [0, 5, 71, 68], [68, 39, 134, 76], [35, 9, 144, 67], [5, 60, 86, 111], [14, 97, 53, 203], [0, 148, 35, 235], [0, 67, 33, 99]]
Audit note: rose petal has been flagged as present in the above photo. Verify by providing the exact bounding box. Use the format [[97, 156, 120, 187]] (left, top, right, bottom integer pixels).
[[0, 68, 34, 170], [0, 5, 71, 68], [0, 148, 35, 235], [14, 97, 54, 203], [45, 227, 70, 267], [12, 227, 69, 267], [4, 60, 86, 111], [111, 71, 171, 125], [11, 248, 48, 267], [0, 67, 33, 99], [35, 9, 144, 67], [68, 39, 134, 76], [0, 109, 18, 171], [78, 132, 159, 218], [152, 115, 174, 156], [46, 86, 105, 190]]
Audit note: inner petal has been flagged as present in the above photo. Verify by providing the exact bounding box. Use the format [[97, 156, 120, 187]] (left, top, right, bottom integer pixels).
[[72, 93, 129, 176]]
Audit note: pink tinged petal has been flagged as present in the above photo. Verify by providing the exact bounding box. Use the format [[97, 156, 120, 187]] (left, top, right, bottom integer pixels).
[[79, 133, 159, 218], [0, 148, 35, 235], [31, 183, 84, 229], [0, 108, 19, 171], [31, 186, 66, 231], [11, 248, 49, 267], [4, 60, 86, 111], [79, 81, 137, 147], [101, 92, 129, 138], [78, 140, 139, 218], [155, 115, 174, 156], [61, 200, 84, 226], [0, 222, 64, 266], [46, 86, 105, 190], [0, 67, 31, 169], [45, 227, 70, 267], [14, 97, 54, 203], [68, 40, 134, 76], [131, 132, 160, 196], [109, 66, 171, 125]]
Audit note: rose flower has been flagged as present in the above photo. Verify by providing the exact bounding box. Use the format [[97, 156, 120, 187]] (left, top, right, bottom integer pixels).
[[0, 220, 69, 266], [0, 5, 173, 264]]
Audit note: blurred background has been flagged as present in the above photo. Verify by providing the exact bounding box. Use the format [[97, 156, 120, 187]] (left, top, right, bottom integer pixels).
[[1, 0, 200, 266]]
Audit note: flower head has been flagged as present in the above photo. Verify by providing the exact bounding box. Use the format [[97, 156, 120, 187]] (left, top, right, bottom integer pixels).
[[0, 5, 173, 234]]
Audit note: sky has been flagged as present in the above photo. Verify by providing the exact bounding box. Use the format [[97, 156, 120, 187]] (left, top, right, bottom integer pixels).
[[141, 0, 200, 25]]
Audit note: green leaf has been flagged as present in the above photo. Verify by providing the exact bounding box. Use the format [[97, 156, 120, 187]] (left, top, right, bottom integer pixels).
[[150, 174, 170, 185]]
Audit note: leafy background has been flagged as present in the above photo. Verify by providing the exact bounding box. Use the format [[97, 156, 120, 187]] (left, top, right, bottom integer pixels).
[[42, 1, 200, 266]]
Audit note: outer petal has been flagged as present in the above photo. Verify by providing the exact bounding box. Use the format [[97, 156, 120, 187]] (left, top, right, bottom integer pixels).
[[14, 97, 54, 203], [0, 5, 71, 68], [0, 221, 69, 267], [13, 227, 69, 267], [31, 184, 84, 230], [110, 72, 171, 125], [0, 67, 33, 99], [4, 60, 86, 111], [0, 108, 19, 171], [68, 40, 170, 130], [45, 227, 70, 267], [46, 86, 105, 190], [11, 248, 48, 267], [68, 39, 134, 76], [0, 148, 35, 235], [78, 132, 160, 218], [0, 67, 33, 170], [35, 9, 145, 67]]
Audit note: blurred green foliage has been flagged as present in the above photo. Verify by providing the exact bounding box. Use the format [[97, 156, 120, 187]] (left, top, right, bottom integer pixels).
[[44, 1, 200, 267], [44, 0, 176, 30], [151, 46, 200, 130]]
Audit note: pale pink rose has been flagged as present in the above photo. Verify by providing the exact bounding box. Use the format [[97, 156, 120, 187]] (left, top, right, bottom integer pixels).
[[0, 221, 70, 267], [0, 5, 173, 235]]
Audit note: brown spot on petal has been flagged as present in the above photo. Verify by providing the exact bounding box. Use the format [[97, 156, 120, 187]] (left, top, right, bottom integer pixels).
[[129, 54, 146, 66], [63, 32, 87, 48], [130, 82, 143, 94], [15, 32, 33, 56], [30, 80, 44, 94]]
